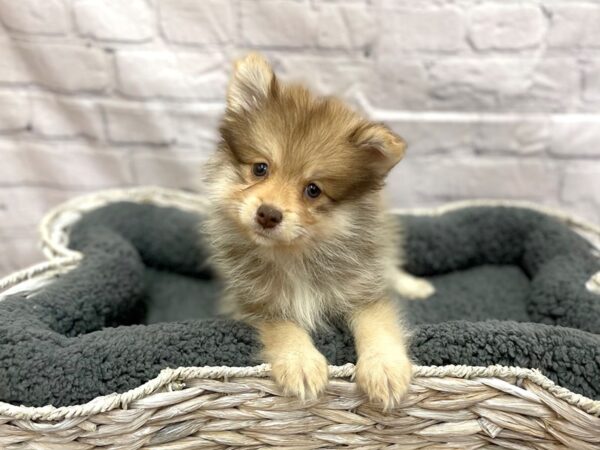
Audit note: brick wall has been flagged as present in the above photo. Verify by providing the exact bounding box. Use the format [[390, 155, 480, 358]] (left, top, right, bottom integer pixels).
[[0, 0, 598, 275]]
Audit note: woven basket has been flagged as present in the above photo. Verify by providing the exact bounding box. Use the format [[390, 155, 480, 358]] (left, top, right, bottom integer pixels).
[[1, 187, 600, 450]]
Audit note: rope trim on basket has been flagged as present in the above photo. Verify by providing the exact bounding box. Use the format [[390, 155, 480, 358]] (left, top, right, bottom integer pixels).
[[0, 187, 599, 422], [0, 363, 599, 421], [0, 188, 208, 297], [0, 256, 79, 295], [39, 186, 209, 260]]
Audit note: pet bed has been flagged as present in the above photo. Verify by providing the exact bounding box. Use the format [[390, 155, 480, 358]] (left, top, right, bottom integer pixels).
[[1, 187, 599, 449]]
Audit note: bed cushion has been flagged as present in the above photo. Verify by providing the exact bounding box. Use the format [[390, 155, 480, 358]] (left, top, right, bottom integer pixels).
[[0, 201, 599, 407]]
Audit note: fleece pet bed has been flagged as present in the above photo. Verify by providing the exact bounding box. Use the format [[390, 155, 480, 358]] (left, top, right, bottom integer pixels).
[[1, 190, 599, 412]]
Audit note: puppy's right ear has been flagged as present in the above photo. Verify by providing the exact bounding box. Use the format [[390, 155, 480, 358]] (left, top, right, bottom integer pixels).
[[227, 53, 276, 113]]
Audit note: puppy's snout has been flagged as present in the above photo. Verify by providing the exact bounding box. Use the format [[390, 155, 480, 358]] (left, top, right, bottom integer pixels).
[[256, 204, 283, 229]]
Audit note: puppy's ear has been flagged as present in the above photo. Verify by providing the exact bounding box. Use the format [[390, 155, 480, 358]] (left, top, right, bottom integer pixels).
[[350, 122, 406, 176], [227, 53, 276, 113]]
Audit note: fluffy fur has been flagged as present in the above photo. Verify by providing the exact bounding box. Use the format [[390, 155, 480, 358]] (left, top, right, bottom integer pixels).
[[203, 53, 433, 408]]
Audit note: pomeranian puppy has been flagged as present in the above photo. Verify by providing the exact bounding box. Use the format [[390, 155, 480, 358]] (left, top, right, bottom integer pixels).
[[204, 53, 434, 408]]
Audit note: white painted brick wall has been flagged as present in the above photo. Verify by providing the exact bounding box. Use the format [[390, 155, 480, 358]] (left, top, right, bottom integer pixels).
[[74, 0, 154, 42], [159, 0, 235, 45], [546, 3, 600, 49], [0, 0, 598, 276], [31, 94, 103, 139], [0, 42, 110, 92], [0, 0, 70, 35], [380, 7, 466, 52], [115, 50, 227, 100], [469, 4, 545, 50]]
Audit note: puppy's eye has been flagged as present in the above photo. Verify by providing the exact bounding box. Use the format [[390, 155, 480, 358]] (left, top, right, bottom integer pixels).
[[305, 183, 321, 199], [252, 162, 269, 177]]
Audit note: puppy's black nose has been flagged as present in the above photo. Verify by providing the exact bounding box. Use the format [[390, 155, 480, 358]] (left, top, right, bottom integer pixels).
[[256, 204, 283, 229]]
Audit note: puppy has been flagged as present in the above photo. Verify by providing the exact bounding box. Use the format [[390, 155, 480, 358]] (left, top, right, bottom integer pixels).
[[204, 53, 434, 409]]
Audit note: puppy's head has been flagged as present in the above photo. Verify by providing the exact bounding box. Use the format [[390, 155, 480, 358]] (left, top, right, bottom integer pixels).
[[212, 53, 406, 247]]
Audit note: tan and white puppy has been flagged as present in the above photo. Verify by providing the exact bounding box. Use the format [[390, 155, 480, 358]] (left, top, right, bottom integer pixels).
[[204, 53, 434, 409]]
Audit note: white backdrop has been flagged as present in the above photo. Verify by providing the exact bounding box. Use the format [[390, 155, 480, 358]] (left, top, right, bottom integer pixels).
[[0, 0, 599, 275]]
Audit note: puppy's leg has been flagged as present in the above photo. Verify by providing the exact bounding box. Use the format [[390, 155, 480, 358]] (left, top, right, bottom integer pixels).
[[350, 298, 413, 409], [258, 320, 329, 400], [392, 268, 435, 300]]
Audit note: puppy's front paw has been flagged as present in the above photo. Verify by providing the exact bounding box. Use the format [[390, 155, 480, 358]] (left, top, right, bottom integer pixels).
[[355, 351, 412, 410], [270, 348, 329, 400], [394, 272, 435, 300]]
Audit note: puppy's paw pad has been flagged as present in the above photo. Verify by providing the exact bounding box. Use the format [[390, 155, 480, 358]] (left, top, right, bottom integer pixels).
[[356, 353, 412, 410], [271, 349, 329, 400]]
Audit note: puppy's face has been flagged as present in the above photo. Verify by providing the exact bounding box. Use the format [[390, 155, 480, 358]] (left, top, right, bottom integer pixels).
[[212, 53, 406, 248]]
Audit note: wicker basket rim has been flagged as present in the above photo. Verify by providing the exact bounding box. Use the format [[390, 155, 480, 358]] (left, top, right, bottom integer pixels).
[[1, 363, 600, 421], [0, 186, 599, 421]]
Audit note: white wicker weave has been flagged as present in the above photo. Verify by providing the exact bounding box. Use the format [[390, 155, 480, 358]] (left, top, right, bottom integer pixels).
[[1, 187, 599, 450]]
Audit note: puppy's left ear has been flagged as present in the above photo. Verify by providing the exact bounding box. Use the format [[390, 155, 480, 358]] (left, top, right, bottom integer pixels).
[[227, 53, 277, 113], [350, 123, 406, 176]]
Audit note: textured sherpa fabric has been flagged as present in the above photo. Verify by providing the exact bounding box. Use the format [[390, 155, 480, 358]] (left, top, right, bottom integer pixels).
[[0, 202, 599, 407]]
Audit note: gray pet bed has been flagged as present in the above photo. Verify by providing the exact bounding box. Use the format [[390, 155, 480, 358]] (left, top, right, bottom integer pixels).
[[1, 189, 600, 411]]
